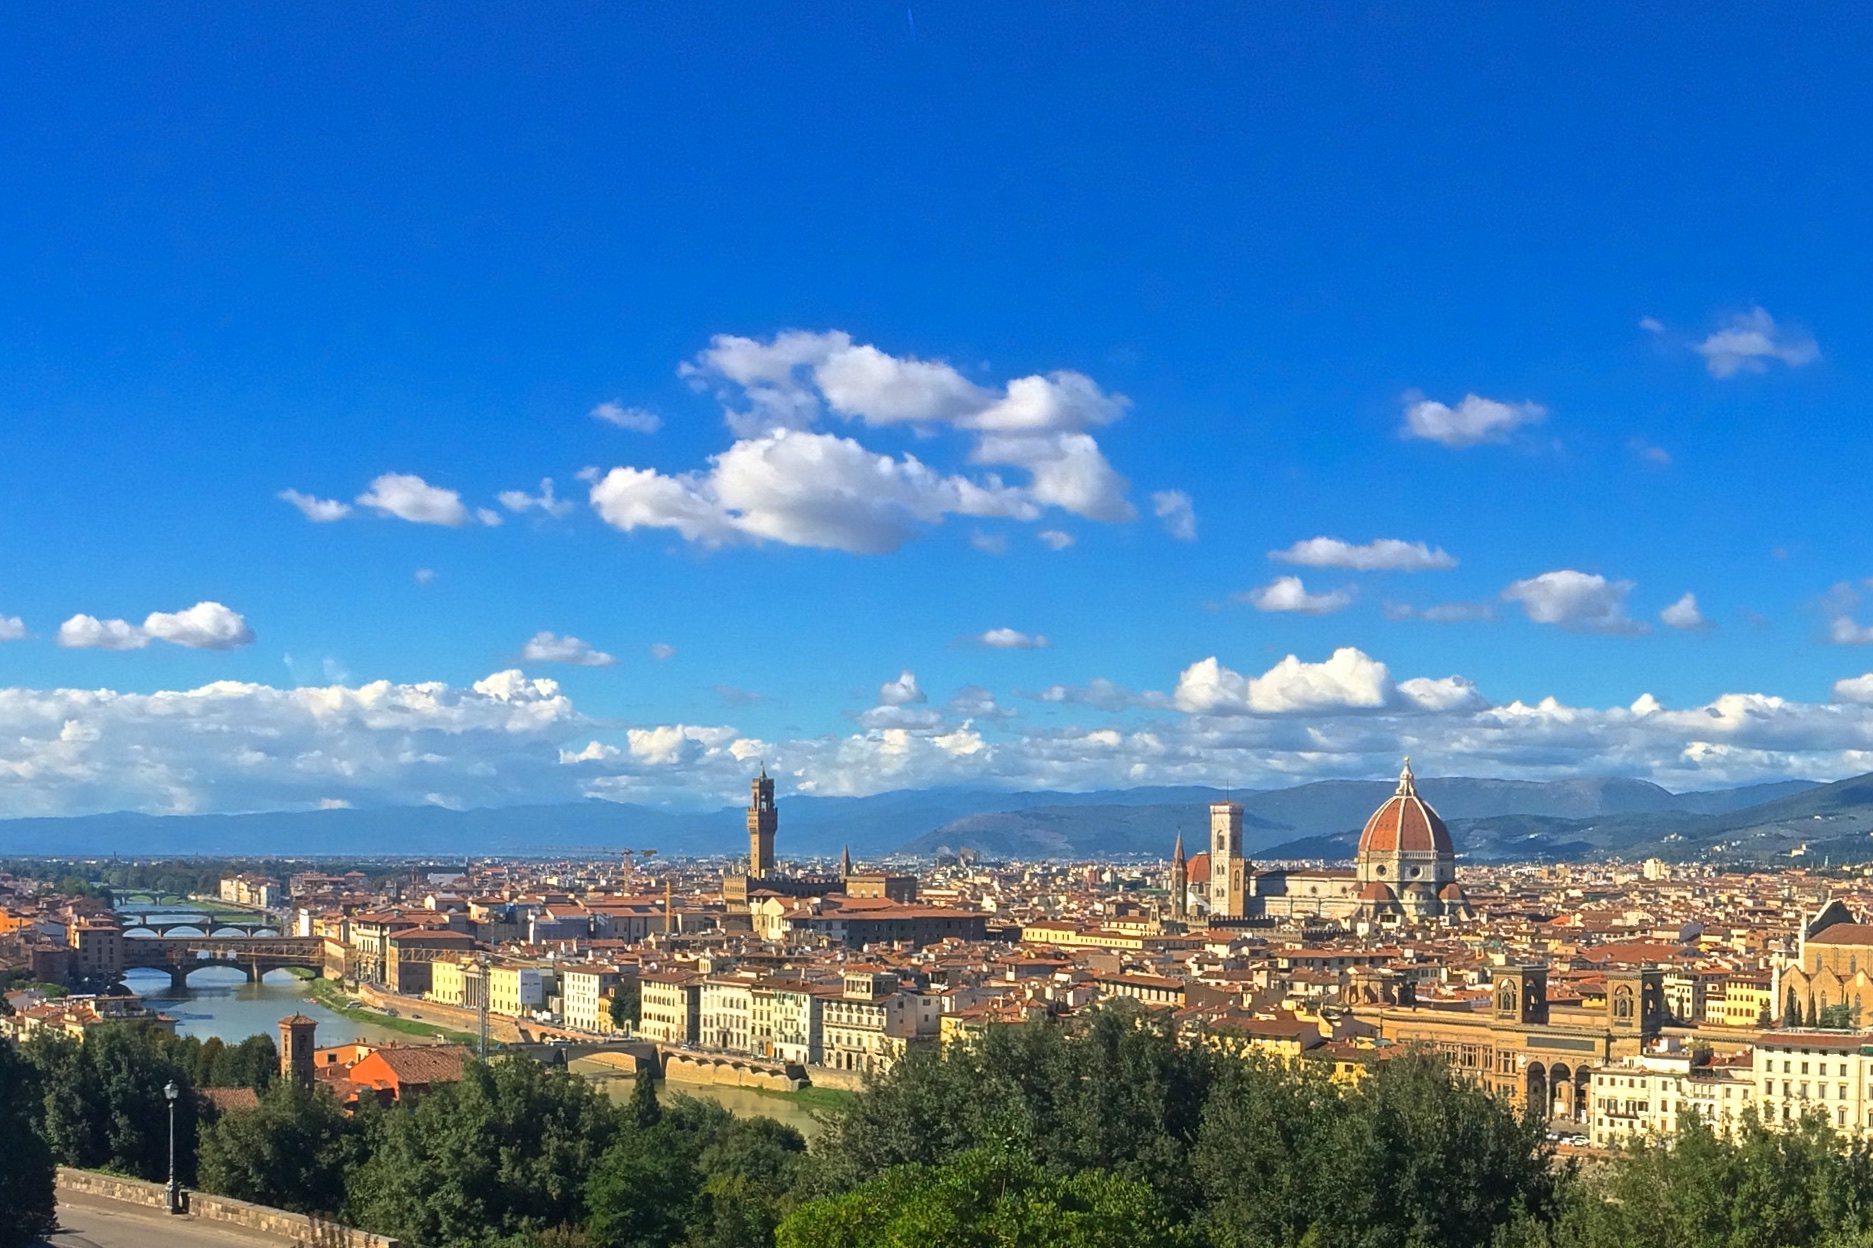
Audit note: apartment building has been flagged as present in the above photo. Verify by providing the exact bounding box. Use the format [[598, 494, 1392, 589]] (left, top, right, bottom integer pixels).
[[639, 971, 701, 1046], [561, 964, 626, 1033], [488, 964, 554, 1019], [1754, 1031, 1873, 1132]]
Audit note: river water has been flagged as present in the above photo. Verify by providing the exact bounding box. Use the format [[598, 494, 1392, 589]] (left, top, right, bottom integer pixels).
[[115, 903, 414, 1048]]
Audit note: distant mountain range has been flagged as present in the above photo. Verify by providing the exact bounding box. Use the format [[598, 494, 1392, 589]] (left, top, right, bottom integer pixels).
[[1, 773, 1861, 865]]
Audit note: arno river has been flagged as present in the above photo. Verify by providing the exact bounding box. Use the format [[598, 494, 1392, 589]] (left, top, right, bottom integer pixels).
[[115, 904, 823, 1133], [117, 904, 416, 1048]]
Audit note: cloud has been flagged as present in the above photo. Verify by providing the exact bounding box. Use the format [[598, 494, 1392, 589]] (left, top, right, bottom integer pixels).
[[11, 652, 1873, 814], [1639, 316, 1666, 334], [1660, 593, 1708, 631], [414, 568, 438, 586], [1502, 570, 1642, 634], [1628, 438, 1672, 467], [968, 531, 1009, 555], [1831, 617, 1873, 646], [1833, 674, 1873, 706], [0, 617, 25, 642], [975, 628, 1051, 649], [0, 669, 593, 816], [1037, 529, 1075, 551], [1174, 647, 1395, 715], [877, 671, 927, 706], [498, 478, 575, 518], [278, 489, 352, 522], [650, 643, 677, 661], [57, 615, 148, 650], [141, 602, 256, 650], [57, 602, 254, 651], [590, 428, 1037, 554], [1401, 393, 1547, 448], [356, 473, 476, 527], [612, 330, 1150, 552], [1150, 490, 1197, 541], [1397, 676, 1488, 713], [1270, 537, 1456, 572], [1241, 576, 1356, 615], [591, 402, 663, 434], [520, 632, 618, 667], [1694, 307, 1820, 379], [1382, 601, 1495, 623]]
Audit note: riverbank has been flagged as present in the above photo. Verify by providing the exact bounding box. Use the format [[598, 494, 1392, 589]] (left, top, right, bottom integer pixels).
[[302, 976, 479, 1046]]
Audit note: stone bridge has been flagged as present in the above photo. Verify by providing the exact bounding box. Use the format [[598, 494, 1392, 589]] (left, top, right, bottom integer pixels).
[[122, 934, 324, 991], [119, 915, 279, 937]]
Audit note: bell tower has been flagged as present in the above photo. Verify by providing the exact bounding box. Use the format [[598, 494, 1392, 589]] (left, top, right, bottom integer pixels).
[[1209, 800, 1249, 918], [279, 1013, 317, 1084], [1170, 832, 1189, 921], [747, 766, 777, 879]]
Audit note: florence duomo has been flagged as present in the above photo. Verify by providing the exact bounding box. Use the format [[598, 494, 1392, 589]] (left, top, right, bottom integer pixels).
[[1177, 759, 1470, 926]]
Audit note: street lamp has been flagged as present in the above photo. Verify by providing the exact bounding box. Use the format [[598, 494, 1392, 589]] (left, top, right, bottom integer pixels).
[[163, 1079, 181, 1214]]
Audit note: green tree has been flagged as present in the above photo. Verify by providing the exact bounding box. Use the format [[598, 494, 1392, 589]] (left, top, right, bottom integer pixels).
[[584, 1095, 805, 1248], [807, 1001, 1217, 1217], [776, 1147, 1181, 1248], [628, 1064, 661, 1129], [609, 981, 641, 1032], [0, 1039, 57, 1248], [1787, 986, 1802, 1028], [198, 1077, 359, 1214], [22, 1024, 199, 1182], [346, 1055, 616, 1247]]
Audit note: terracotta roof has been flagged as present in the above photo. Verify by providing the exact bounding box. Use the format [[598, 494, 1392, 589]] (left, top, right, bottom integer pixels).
[[1356, 761, 1453, 857]]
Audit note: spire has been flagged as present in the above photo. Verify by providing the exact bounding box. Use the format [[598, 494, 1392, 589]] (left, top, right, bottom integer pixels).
[[840, 844, 853, 878], [1396, 756, 1416, 797], [1172, 831, 1186, 864]]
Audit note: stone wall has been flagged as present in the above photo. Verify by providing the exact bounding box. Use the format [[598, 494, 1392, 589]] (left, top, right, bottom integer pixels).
[[662, 1051, 802, 1091], [353, 981, 525, 1044], [57, 1167, 400, 1247]]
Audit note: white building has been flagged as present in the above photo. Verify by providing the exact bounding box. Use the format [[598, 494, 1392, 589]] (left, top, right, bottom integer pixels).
[[560, 964, 625, 1034], [1753, 1031, 1873, 1133]]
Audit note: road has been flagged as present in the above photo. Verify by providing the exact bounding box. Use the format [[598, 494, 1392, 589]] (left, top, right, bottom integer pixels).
[[35, 1192, 297, 1248]]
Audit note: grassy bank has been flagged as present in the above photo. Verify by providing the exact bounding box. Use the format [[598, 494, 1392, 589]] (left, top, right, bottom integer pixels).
[[302, 976, 480, 1046]]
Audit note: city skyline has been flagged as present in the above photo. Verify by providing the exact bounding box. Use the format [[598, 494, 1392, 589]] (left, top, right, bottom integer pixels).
[[6, 8, 1873, 816]]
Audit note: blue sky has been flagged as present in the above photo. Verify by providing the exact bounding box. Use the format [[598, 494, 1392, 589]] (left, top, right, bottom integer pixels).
[[4, 5, 1873, 815]]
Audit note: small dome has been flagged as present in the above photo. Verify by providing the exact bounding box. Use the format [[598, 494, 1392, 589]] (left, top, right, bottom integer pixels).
[[1357, 881, 1399, 902], [1357, 759, 1454, 857]]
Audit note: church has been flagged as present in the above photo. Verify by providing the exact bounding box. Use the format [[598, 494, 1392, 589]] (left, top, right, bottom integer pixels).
[[1171, 759, 1470, 926]]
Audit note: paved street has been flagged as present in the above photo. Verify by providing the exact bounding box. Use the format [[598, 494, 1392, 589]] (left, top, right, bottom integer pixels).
[[35, 1192, 296, 1248]]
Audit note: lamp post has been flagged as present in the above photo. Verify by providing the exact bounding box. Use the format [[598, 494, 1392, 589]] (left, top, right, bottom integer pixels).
[[163, 1079, 181, 1214]]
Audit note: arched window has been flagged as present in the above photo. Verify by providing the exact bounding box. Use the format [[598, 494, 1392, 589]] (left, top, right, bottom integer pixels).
[[1498, 983, 1517, 1014], [1613, 985, 1635, 1020]]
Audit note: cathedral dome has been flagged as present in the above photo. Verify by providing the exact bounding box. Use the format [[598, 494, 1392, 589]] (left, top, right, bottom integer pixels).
[[1357, 760, 1453, 857]]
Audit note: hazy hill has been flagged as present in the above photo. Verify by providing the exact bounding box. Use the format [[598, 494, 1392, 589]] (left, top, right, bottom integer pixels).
[[0, 776, 1834, 863], [897, 776, 1823, 861]]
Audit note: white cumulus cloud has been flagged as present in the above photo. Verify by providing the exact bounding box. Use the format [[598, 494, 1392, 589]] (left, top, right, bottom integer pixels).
[[1242, 576, 1356, 615], [604, 330, 1152, 552], [1270, 537, 1456, 572], [278, 489, 353, 522], [57, 602, 254, 651], [877, 671, 927, 706], [520, 632, 618, 667], [498, 478, 574, 518], [1695, 307, 1820, 379], [591, 402, 663, 433], [0, 617, 25, 642], [1150, 490, 1197, 541], [1660, 593, 1708, 631], [1502, 570, 1642, 634], [1174, 648, 1396, 715], [976, 628, 1051, 649], [1037, 529, 1075, 551], [1833, 674, 1873, 706], [141, 602, 256, 650], [356, 473, 477, 527], [1402, 393, 1547, 448]]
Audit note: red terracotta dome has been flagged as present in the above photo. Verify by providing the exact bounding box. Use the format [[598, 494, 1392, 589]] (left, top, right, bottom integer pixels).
[[1357, 760, 1454, 857]]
